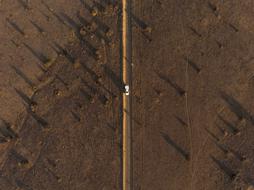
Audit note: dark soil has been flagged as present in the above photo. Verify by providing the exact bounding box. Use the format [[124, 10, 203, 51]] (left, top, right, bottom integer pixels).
[[0, 0, 121, 189], [132, 1, 254, 190], [1, 0, 254, 190]]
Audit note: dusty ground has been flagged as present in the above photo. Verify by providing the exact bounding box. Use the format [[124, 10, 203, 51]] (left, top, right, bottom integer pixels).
[[132, 0, 254, 190], [1, 0, 254, 190], [0, 0, 120, 189]]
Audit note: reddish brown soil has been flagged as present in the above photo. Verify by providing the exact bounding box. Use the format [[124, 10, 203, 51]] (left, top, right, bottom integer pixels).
[[132, 1, 254, 190], [1, 0, 254, 190], [0, 0, 121, 189]]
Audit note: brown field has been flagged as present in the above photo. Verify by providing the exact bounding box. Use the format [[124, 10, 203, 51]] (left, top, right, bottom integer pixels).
[[1, 0, 254, 190]]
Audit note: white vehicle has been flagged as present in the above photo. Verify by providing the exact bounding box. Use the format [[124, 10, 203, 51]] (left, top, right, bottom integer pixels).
[[124, 85, 130, 96]]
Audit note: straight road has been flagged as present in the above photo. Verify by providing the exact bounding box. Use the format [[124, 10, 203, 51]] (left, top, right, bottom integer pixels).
[[122, 0, 132, 190]]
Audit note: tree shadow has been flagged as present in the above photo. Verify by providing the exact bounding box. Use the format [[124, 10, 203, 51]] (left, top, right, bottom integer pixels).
[[52, 42, 75, 64], [11, 65, 35, 88], [220, 92, 254, 125], [205, 128, 219, 141], [71, 111, 80, 122], [14, 88, 36, 106], [77, 13, 111, 44], [79, 62, 99, 83], [10, 149, 29, 165], [156, 72, 185, 96], [92, 16, 111, 34], [131, 13, 152, 42], [228, 23, 239, 33], [30, 20, 45, 34], [183, 57, 201, 73], [41, 1, 68, 27], [217, 115, 239, 135], [123, 108, 141, 126], [0, 119, 18, 140], [23, 43, 49, 64], [102, 64, 125, 92], [80, 88, 94, 103], [81, 79, 112, 105], [215, 124, 226, 136], [93, 0, 106, 12], [54, 73, 69, 89], [207, 2, 218, 16], [60, 12, 81, 31], [161, 132, 189, 160], [80, 0, 93, 13], [6, 18, 25, 35], [188, 26, 202, 38], [60, 13, 99, 59], [17, 0, 30, 10], [25, 106, 48, 128], [0, 136, 8, 143], [131, 13, 149, 31], [174, 115, 187, 127], [106, 122, 116, 132], [15, 179, 32, 190], [80, 70, 116, 99], [80, 38, 99, 60], [211, 139, 228, 154], [81, 79, 98, 95], [210, 155, 237, 180]]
